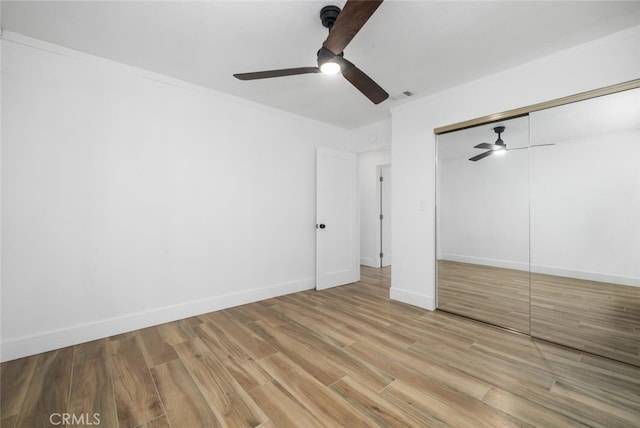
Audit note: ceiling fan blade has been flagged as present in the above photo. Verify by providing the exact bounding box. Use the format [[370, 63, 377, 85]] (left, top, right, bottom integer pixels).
[[474, 143, 498, 150], [337, 57, 388, 104], [234, 67, 319, 80], [469, 151, 494, 162], [323, 0, 384, 55]]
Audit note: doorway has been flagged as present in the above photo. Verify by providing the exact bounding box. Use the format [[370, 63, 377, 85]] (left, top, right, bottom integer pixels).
[[378, 164, 392, 267], [358, 149, 391, 269]]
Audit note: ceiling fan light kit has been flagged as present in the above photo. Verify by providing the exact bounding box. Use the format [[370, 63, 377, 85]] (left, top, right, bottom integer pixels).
[[320, 61, 341, 75], [233, 0, 389, 105], [317, 47, 343, 74]]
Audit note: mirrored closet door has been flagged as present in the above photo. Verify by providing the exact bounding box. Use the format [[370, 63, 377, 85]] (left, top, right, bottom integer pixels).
[[436, 86, 640, 366], [436, 116, 531, 333], [529, 88, 640, 366]]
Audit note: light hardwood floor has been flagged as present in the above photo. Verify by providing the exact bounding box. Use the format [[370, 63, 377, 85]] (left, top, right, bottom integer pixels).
[[2, 266, 640, 427]]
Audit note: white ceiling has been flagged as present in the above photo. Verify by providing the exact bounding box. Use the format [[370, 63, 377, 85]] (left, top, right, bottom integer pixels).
[[2, 1, 639, 129]]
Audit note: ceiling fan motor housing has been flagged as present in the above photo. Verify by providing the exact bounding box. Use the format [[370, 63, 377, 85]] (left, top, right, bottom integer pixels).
[[320, 5, 341, 29]]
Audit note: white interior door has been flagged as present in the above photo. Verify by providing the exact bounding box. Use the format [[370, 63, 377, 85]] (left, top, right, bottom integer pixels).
[[316, 147, 359, 290], [380, 164, 392, 267]]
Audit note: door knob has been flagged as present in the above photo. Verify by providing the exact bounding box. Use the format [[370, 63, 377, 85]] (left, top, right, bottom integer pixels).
[[318, 224, 326, 229]]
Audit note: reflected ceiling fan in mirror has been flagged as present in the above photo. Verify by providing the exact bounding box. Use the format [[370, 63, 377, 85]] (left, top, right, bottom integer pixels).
[[233, 1, 389, 104], [470, 126, 511, 161]]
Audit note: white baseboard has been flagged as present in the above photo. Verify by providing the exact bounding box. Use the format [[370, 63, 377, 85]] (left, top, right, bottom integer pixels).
[[390, 287, 435, 311], [0, 277, 315, 362], [530, 265, 639, 287], [439, 254, 639, 287], [360, 257, 378, 267], [439, 253, 528, 271], [382, 254, 392, 267]]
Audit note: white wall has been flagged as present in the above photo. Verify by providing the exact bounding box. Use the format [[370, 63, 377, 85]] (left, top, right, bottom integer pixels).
[[390, 25, 640, 310], [358, 148, 390, 267], [351, 118, 392, 153], [0, 34, 353, 361]]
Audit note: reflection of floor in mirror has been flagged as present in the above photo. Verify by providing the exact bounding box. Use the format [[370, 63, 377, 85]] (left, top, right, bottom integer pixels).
[[437, 260, 531, 334], [531, 272, 640, 367], [437, 260, 640, 367]]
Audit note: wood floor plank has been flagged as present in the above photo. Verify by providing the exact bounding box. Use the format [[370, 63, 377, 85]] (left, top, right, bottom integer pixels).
[[137, 326, 179, 368], [312, 293, 393, 331], [346, 340, 492, 401], [550, 380, 640, 426], [156, 322, 193, 346], [14, 348, 73, 428], [175, 318, 200, 339], [67, 358, 118, 428], [150, 359, 222, 428], [225, 306, 259, 325], [196, 322, 252, 365], [409, 340, 556, 392], [137, 415, 171, 428], [410, 338, 632, 427], [340, 322, 417, 350], [232, 304, 286, 328], [257, 353, 373, 427], [73, 339, 108, 365], [249, 320, 346, 387], [0, 354, 39, 418], [270, 300, 357, 348], [482, 387, 589, 428], [276, 291, 321, 309], [277, 321, 394, 393], [248, 380, 325, 428], [194, 322, 272, 392], [173, 338, 267, 427], [1, 415, 17, 428], [381, 379, 523, 428], [109, 335, 163, 428], [385, 317, 477, 351], [330, 376, 438, 427], [203, 310, 277, 360]]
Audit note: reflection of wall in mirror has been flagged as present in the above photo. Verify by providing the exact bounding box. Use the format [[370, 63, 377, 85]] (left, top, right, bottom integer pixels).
[[437, 116, 530, 272], [437, 88, 640, 287], [529, 89, 640, 287]]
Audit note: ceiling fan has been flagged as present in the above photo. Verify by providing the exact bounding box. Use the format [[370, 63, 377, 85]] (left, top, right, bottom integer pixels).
[[233, 1, 389, 105], [469, 126, 509, 162]]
